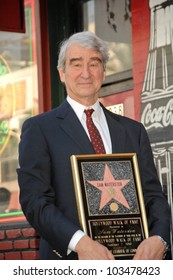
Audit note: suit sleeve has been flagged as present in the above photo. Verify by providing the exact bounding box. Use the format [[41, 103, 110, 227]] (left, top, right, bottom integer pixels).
[[17, 118, 79, 257]]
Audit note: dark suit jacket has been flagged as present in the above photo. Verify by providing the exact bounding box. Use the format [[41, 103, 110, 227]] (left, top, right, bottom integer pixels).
[[17, 100, 171, 259]]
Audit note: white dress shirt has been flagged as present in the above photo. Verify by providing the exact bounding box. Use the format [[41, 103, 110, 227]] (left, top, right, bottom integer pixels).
[[67, 96, 112, 253]]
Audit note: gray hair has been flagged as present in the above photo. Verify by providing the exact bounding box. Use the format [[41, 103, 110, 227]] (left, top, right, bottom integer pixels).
[[57, 31, 109, 71]]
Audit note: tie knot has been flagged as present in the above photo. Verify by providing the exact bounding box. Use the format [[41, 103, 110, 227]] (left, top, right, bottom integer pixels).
[[84, 109, 94, 118]]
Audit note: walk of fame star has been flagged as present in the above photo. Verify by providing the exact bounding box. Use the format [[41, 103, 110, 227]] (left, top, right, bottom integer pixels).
[[87, 164, 130, 210]]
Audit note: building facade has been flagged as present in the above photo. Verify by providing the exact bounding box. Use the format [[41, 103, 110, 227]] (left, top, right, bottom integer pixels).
[[0, 0, 172, 259]]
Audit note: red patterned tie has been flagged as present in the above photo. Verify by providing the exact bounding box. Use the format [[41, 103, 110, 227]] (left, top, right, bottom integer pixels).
[[84, 109, 106, 154]]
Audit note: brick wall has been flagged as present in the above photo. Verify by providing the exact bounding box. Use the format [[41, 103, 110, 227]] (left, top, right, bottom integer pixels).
[[0, 225, 40, 260]]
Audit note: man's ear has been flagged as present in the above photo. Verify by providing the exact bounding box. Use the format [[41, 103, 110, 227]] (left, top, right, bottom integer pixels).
[[58, 68, 65, 83]]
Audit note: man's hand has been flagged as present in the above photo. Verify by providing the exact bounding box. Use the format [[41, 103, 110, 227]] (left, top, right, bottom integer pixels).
[[75, 235, 115, 260], [133, 236, 165, 260]]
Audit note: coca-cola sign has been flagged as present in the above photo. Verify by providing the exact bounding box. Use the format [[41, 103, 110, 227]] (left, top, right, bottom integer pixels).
[[141, 95, 173, 143], [141, 98, 173, 129]]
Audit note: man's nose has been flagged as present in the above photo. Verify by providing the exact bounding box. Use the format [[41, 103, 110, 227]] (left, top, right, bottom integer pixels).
[[81, 65, 91, 78]]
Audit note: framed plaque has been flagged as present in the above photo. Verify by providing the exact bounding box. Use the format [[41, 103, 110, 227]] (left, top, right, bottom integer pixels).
[[70, 153, 149, 259]]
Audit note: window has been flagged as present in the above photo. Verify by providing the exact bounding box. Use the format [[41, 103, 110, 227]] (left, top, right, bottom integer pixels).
[[83, 0, 133, 96], [0, 0, 39, 222]]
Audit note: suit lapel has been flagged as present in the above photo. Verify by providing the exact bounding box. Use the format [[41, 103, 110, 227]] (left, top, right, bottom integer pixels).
[[56, 100, 95, 153]]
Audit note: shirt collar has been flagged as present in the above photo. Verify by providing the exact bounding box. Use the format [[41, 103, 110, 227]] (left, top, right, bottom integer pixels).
[[67, 96, 102, 121]]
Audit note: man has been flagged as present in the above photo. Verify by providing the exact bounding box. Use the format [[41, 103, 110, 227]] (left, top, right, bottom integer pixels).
[[17, 31, 171, 260]]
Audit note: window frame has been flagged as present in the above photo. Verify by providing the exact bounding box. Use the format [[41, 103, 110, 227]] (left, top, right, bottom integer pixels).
[[81, 0, 133, 97]]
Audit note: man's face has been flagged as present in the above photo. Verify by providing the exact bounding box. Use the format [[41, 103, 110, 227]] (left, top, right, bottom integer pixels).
[[58, 44, 105, 105]]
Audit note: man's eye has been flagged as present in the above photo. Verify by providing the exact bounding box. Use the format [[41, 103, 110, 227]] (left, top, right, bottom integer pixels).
[[73, 63, 82, 68], [90, 62, 100, 68]]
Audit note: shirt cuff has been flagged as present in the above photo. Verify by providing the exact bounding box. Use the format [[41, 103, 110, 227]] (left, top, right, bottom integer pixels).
[[68, 230, 86, 253]]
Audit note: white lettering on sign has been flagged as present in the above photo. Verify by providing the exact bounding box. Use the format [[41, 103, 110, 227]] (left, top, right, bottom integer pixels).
[[141, 99, 173, 129]]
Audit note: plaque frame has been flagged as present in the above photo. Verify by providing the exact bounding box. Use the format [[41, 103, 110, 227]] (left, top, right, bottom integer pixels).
[[70, 153, 149, 259]]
